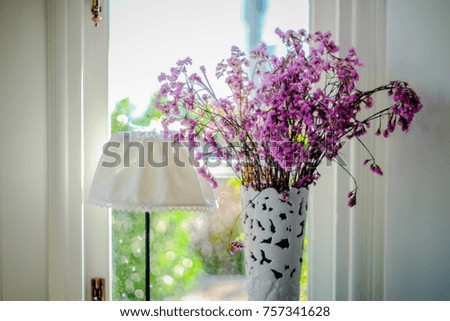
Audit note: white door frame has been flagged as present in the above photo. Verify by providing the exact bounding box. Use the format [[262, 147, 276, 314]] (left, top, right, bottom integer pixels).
[[47, 0, 110, 300]]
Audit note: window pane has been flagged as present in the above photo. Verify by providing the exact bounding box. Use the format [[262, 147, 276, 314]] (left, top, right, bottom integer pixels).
[[109, 0, 309, 301], [109, 0, 309, 113]]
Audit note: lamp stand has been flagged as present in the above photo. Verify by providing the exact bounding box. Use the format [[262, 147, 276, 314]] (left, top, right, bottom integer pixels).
[[145, 211, 150, 301]]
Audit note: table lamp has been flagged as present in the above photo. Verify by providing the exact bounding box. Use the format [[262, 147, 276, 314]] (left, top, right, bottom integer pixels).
[[89, 130, 217, 300]]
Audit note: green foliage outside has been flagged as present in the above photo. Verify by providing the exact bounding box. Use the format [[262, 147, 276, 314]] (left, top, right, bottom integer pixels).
[[111, 96, 162, 134], [300, 236, 308, 301], [193, 178, 245, 276], [112, 211, 145, 300], [112, 210, 203, 300], [149, 211, 203, 300]]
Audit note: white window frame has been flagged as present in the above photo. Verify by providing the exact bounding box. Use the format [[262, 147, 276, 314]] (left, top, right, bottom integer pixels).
[[47, 0, 388, 301], [47, 0, 110, 300], [308, 0, 387, 300]]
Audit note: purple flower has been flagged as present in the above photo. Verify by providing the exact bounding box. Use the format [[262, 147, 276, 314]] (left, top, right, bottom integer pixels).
[[348, 194, 357, 207], [228, 241, 244, 255], [347, 190, 357, 207], [370, 164, 384, 176], [155, 28, 422, 207]]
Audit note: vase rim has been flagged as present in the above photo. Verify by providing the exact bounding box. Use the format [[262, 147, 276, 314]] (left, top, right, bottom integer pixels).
[[242, 186, 309, 193]]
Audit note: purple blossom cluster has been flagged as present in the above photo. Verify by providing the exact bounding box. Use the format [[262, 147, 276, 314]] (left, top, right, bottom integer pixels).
[[156, 28, 422, 207]]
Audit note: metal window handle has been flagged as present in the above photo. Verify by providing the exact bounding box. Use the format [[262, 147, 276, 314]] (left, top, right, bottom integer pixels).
[[91, 0, 102, 27]]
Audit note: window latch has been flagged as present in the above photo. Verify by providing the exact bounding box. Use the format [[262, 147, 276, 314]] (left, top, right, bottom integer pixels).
[[91, 277, 106, 301]]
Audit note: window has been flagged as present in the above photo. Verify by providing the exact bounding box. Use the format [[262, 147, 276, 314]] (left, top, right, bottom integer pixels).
[[109, 0, 309, 300], [45, 0, 392, 301]]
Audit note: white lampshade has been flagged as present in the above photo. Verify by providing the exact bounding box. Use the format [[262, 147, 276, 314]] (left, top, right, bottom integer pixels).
[[89, 131, 217, 212]]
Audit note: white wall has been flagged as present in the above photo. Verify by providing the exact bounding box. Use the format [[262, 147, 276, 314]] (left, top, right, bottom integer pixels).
[[385, 0, 450, 300], [309, 0, 450, 301], [0, 0, 48, 300]]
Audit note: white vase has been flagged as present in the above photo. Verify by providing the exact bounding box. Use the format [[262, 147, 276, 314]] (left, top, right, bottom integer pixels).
[[241, 187, 309, 301]]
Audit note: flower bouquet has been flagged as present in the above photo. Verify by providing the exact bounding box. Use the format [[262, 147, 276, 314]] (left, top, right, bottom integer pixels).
[[156, 28, 422, 300]]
